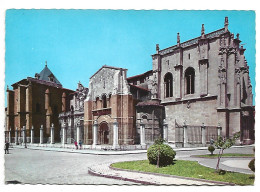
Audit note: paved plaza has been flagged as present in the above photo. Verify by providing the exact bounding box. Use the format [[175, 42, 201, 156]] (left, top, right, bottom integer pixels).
[[4, 145, 254, 185]]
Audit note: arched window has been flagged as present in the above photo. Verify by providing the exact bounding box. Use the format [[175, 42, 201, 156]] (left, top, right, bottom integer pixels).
[[95, 97, 99, 109], [185, 67, 195, 94], [102, 95, 107, 108], [108, 94, 112, 107], [164, 73, 173, 98]]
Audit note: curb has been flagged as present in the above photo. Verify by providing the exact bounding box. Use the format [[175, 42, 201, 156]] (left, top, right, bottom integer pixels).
[[109, 163, 235, 186], [88, 167, 155, 185], [191, 155, 254, 159]]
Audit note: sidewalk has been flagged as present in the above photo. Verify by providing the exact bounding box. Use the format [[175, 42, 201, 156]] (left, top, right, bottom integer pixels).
[[11, 143, 254, 155], [12, 144, 147, 155]]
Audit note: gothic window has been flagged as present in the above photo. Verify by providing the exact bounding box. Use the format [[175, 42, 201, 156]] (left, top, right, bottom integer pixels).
[[164, 72, 173, 98], [241, 77, 247, 104], [102, 95, 107, 108], [185, 67, 195, 94], [108, 94, 112, 107], [188, 53, 191, 60], [95, 97, 99, 109]]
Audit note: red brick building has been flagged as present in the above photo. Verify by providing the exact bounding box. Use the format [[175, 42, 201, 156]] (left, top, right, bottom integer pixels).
[[6, 63, 74, 142]]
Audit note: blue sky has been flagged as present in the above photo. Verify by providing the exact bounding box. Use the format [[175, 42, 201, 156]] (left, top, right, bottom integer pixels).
[[5, 10, 255, 104]]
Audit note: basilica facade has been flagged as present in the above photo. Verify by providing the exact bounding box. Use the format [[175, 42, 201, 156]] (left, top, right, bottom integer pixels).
[[82, 17, 254, 147]]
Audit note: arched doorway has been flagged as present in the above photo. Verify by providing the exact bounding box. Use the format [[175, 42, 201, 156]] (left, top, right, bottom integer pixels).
[[99, 122, 109, 144]]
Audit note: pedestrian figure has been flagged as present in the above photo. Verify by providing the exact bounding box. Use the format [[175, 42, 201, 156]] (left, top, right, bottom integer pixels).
[[5, 142, 9, 154], [210, 138, 214, 145], [79, 140, 82, 150], [74, 141, 78, 150]]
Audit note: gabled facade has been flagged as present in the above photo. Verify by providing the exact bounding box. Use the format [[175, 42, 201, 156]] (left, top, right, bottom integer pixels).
[[84, 65, 136, 145]]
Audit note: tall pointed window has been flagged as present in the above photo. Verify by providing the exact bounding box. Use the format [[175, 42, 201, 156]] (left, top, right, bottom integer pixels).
[[185, 67, 195, 94], [102, 95, 107, 108], [164, 73, 173, 98]]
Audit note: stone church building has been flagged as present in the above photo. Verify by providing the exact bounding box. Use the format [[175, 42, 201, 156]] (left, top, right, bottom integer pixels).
[[6, 17, 254, 147], [83, 17, 254, 147], [6, 63, 74, 143], [147, 17, 254, 146]]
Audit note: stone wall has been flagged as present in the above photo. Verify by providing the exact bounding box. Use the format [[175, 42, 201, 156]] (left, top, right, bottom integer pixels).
[[165, 98, 218, 143]]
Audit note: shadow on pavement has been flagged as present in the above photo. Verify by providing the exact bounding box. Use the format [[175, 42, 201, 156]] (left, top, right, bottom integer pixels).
[[5, 180, 22, 184]]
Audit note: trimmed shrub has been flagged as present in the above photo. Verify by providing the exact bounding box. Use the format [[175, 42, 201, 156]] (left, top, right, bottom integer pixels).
[[147, 143, 176, 167], [248, 158, 255, 172], [154, 137, 165, 145], [208, 145, 215, 155]]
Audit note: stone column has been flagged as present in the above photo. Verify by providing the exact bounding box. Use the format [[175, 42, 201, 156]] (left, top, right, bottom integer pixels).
[[183, 123, 188, 147], [92, 120, 98, 147], [112, 119, 119, 149], [31, 126, 34, 144], [62, 123, 67, 145], [201, 123, 206, 146], [8, 129, 11, 143], [51, 123, 55, 144], [76, 123, 80, 144], [140, 123, 146, 146], [62, 92, 66, 112], [40, 125, 44, 144], [15, 127, 18, 145], [217, 123, 222, 138], [163, 119, 168, 142], [22, 126, 26, 144]]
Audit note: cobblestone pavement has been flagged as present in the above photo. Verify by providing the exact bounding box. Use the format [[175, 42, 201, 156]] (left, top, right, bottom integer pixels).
[[4, 145, 254, 185]]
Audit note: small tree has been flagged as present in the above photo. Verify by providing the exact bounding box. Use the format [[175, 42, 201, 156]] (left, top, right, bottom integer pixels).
[[208, 145, 215, 155], [214, 132, 240, 171]]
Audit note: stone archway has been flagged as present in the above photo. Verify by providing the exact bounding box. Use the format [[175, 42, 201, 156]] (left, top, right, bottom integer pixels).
[[99, 122, 109, 144]]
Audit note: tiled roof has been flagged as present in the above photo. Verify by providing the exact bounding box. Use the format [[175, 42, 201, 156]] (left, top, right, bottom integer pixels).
[[136, 100, 164, 107], [127, 70, 153, 80], [27, 77, 63, 88], [129, 84, 150, 92], [38, 65, 62, 86]]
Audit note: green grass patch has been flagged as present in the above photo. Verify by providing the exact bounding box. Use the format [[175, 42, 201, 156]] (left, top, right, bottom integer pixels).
[[111, 160, 254, 185], [196, 153, 254, 158]]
